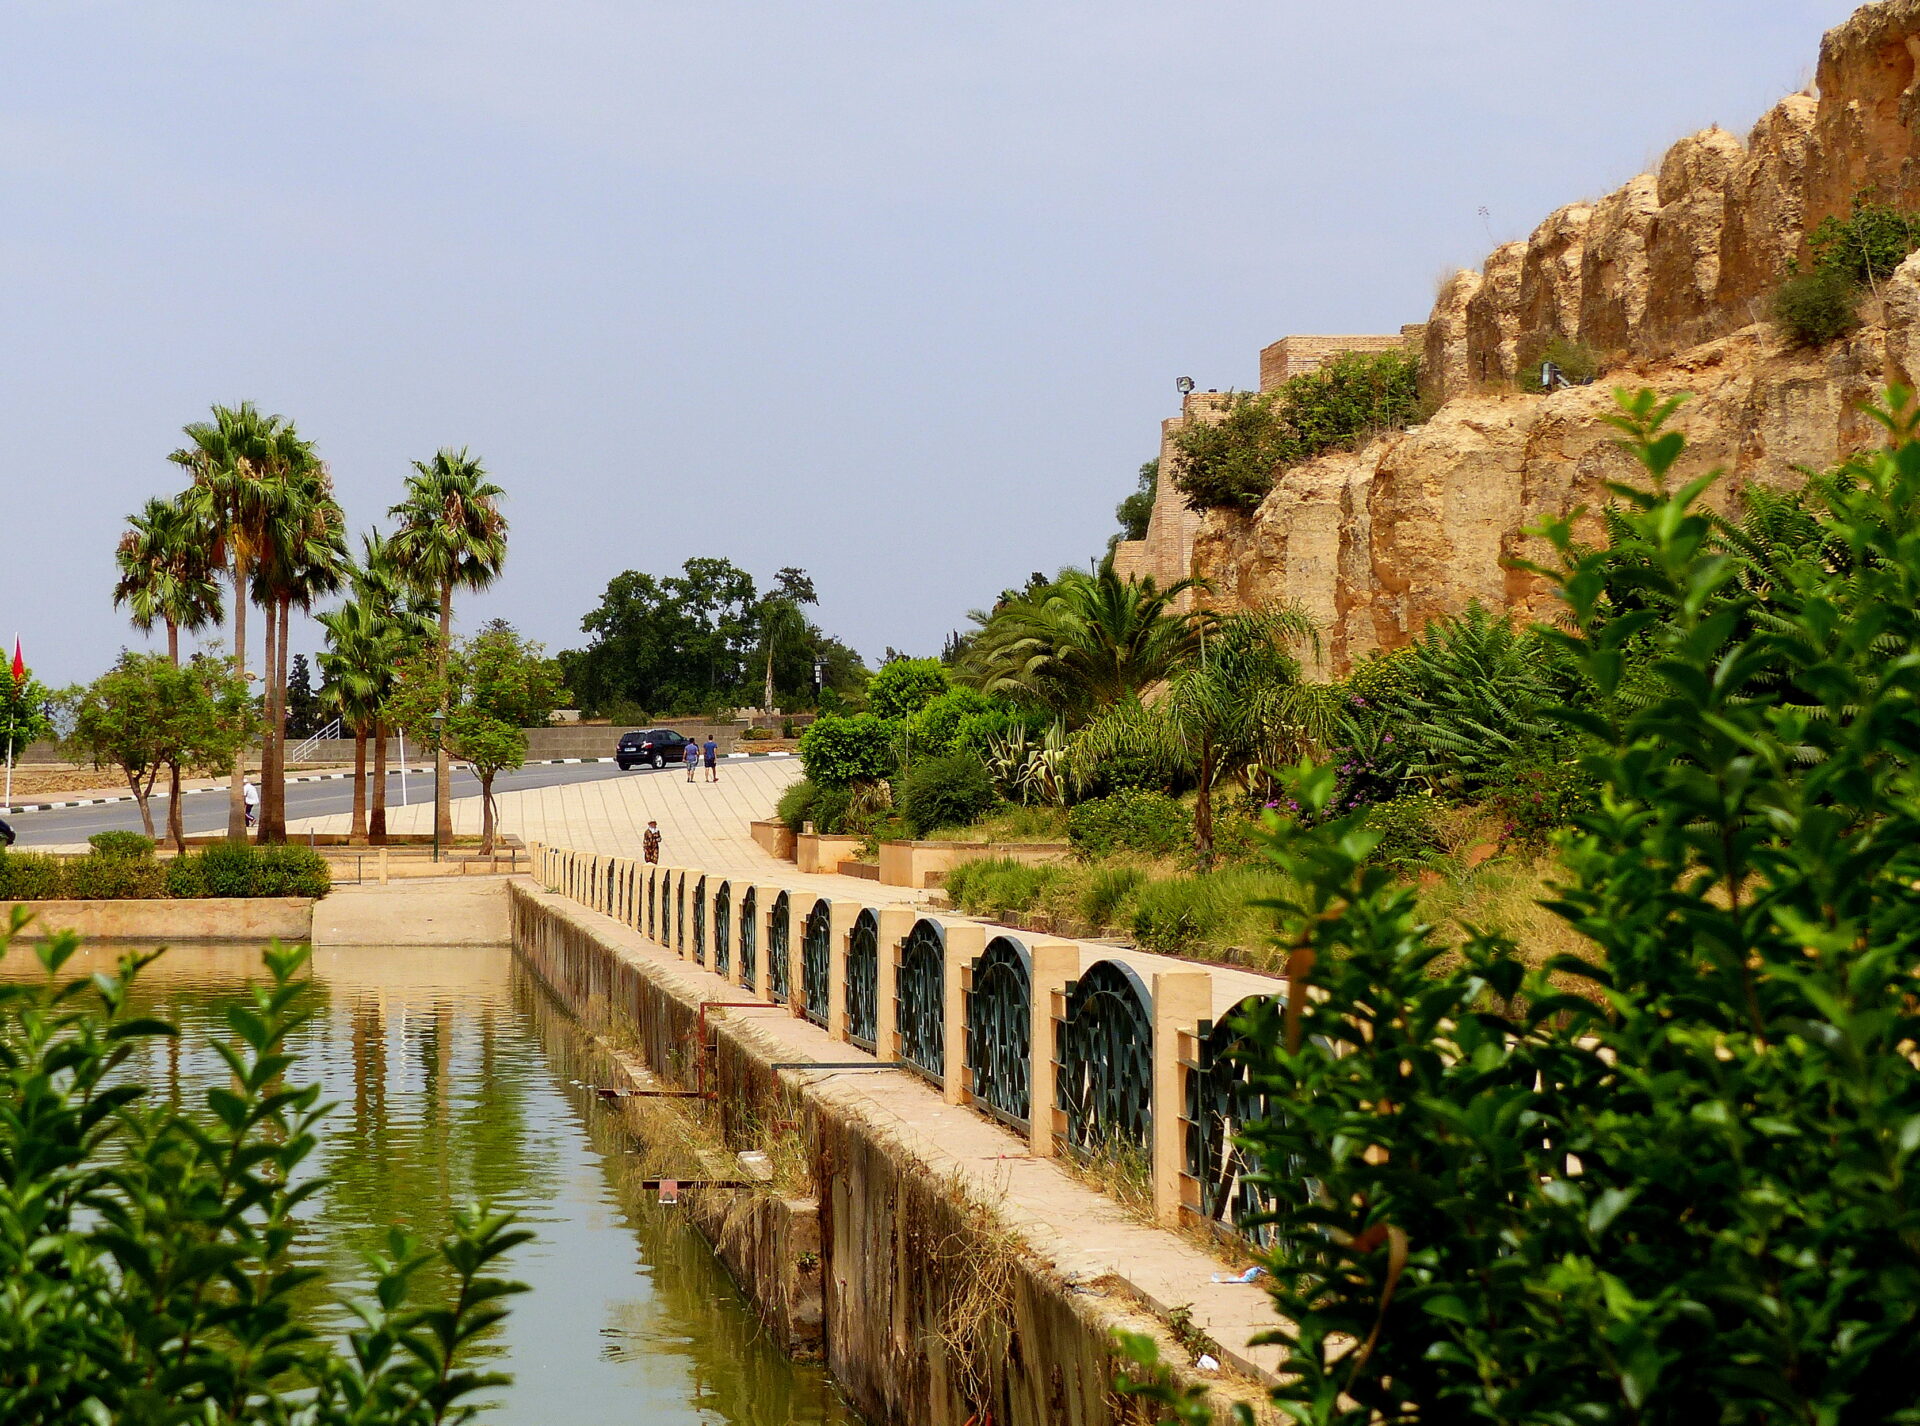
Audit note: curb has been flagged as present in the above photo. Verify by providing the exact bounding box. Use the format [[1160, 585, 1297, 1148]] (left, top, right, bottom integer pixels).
[[0, 750, 794, 815]]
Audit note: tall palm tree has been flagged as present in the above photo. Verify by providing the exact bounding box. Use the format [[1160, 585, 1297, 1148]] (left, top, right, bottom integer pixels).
[[113, 496, 224, 849], [347, 530, 436, 843], [253, 455, 346, 842], [1073, 605, 1325, 865], [317, 599, 387, 844], [388, 451, 508, 848], [172, 401, 286, 840], [965, 566, 1207, 721]]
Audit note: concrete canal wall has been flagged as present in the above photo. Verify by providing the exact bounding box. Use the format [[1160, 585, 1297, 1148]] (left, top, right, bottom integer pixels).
[[509, 868, 1279, 1426]]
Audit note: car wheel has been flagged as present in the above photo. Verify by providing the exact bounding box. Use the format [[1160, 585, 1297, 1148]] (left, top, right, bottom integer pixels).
[[652, 753, 665, 769], [617, 759, 632, 771]]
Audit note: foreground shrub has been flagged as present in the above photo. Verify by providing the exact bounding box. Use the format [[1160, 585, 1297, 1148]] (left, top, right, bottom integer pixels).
[[164, 843, 332, 899], [1067, 790, 1188, 858], [0, 852, 65, 901], [0, 930, 528, 1423], [250, 845, 332, 898], [87, 830, 154, 859], [1219, 390, 1920, 1422], [898, 751, 997, 837], [61, 853, 167, 900], [1773, 265, 1860, 346], [1358, 793, 1442, 870], [796, 712, 895, 787], [776, 777, 819, 833]]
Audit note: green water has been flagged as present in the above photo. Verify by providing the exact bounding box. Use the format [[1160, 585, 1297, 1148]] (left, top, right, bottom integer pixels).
[[24, 942, 858, 1426]]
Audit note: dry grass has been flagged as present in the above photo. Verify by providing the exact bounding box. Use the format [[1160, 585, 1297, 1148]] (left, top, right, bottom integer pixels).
[[928, 1164, 1030, 1408]]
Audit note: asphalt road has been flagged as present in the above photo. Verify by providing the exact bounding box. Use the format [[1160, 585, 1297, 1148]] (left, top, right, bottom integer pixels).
[[5, 759, 649, 846]]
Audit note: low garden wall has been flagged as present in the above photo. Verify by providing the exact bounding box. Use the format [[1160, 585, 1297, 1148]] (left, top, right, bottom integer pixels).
[[0, 897, 315, 943], [875, 838, 1070, 889]]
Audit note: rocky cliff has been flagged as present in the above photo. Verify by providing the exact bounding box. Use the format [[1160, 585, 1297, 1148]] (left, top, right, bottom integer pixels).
[[1192, 0, 1920, 676]]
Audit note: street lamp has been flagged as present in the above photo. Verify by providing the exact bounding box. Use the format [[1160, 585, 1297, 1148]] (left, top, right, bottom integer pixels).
[[430, 710, 447, 863]]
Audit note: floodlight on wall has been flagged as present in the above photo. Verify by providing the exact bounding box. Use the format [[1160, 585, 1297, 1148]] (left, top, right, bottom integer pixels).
[[1176, 376, 1196, 395]]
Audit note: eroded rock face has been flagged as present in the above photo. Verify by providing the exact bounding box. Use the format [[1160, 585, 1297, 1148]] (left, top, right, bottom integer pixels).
[[1515, 204, 1593, 357], [1806, 0, 1920, 227], [1578, 175, 1660, 358], [1193, 325, 1891, 678], [1717, 95, 1818, 321], [1640, 127, 1747, 357], [1463, 242, 1526, 388], [1422, 269, 1481, 405]]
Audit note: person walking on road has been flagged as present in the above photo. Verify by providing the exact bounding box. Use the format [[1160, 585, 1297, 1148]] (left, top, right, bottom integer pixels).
[[243, 779, 260, 830], [684, 738, 700, 783], [643, 820, 661, 863], [703, 737, 719, 782]]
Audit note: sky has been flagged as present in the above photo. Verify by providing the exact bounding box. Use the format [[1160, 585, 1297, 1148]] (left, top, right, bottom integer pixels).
[[0, 0, 1866, 690]]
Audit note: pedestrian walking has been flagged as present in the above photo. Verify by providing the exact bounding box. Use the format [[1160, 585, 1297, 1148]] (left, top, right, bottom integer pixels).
[[243, 779, 259, 829], [683, 737, 700, 783], [643, 820, 661, 863], [703, 737, 719, 782]]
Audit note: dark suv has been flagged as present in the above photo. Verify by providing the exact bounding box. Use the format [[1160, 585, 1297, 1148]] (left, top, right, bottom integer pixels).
[[617, 728, 690, 770]]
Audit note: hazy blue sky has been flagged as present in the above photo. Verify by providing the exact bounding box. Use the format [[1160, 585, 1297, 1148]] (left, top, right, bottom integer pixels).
[[0, 1, 1863, 688]]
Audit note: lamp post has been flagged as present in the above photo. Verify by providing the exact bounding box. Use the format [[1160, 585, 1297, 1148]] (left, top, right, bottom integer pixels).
[[430, 710, 447, 863]]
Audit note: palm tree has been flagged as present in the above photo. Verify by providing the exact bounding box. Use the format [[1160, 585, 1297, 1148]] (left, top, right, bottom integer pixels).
[[388, 451, 508, 848], [347, 530, 436, 843], [173, 402, 283, 840], [1073, 605, 1325, 865], [317, 599, 387, 844], [113, 496, 224, 849], [965, 566, 1207, 720], [253, 452, 347, 842]]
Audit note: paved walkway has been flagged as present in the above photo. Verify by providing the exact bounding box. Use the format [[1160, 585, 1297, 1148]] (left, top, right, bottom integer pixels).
[[296, 756, 1288, 1015]]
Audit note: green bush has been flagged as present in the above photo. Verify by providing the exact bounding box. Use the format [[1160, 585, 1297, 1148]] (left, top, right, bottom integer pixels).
[[165, 854, 207, 899], [865, 657, 950, 720], [904, 687, 995, 760], [797, 712, 895, 787], [1129, 875, 1230, 955], [1360, 794, 1443, 870], [1485, 754, 1594, 844], [1772, 266, 1860, 346], [0, 853, 65, 901], [62, 854, 168, 900], [198, 843, 257, 898], [1076, 749, 1176, 799], [1067, 790, 1189, 858], [251, 846, 331, 898], [776, 778, 818, 833], [899, 752, 997, 838], [941, 857, 1064, 917], [1807, 192, 1920, 286], [87, 831, 155, 859]]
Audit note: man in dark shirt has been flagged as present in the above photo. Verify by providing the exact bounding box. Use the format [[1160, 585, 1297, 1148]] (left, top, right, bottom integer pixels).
[[703, 737, 719, 782]]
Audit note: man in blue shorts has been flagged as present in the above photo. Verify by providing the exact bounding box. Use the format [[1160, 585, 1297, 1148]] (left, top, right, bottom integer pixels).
[[703, 736, 719, 782]]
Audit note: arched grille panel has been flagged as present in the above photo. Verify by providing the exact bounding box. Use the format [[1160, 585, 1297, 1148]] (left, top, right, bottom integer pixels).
[[739, 888, 758, 989], [897, 919, 946, 1081], [768, 893, 791, 1004], [846, 910, 879, 1050], [692, 876, 707, 965], [1056, 959, 1153, 1157], [801, 901, 832, 1028], [966, 935, 1032, 1129], [713, 883, 732, 977], [1184, 997, 1280, 1243]]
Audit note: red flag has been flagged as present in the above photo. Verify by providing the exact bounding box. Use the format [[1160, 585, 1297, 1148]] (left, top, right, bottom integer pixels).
[[8, 639, 20, 683]]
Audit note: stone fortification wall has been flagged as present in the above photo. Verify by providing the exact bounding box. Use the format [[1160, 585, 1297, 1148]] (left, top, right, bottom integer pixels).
[[1177, 0, 1920, 674]]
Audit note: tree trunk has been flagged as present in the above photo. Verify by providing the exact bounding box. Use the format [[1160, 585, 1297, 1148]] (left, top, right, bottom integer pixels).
[[435, 583, 452, 849], [227, 551, 250, 841], [479, 771, 495, 854], [129, 773, 155, 839], [1195, 739, 1216, 870], [349, 729, 369, 843], [164, 618, 183, 851], [370, 722, 388, 844], [764, 643, 775, 715], [260, 596, 281, 843], [264, 592, 291, 842]]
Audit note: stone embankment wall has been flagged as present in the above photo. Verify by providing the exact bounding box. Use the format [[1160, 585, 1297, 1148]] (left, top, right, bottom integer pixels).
[[1159, 1, 1920, 675], [509, 860, 1279, 1426]]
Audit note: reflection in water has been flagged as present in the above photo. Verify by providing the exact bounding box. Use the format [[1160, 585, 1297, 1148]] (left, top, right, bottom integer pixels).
[[5, 943, 858, 1426]]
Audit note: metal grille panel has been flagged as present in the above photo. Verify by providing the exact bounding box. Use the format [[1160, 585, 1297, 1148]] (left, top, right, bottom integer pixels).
[[1184, 998, 1279, 1242], [897, 919, 945, 1081], [713, 883, 731, 977], [801, 900, 831, 1027], [768, 892, 790, 1003], [739, 888, 758, 989], [967, 935, 1032, 1129], [1056, 959, 1153, 1156], [846, 910, 879, 1050], [692, 876, 707, 964]]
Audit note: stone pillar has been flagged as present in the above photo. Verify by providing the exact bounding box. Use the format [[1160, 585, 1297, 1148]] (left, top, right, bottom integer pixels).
[[1151, 971, 1212, 1228], [874, 907, 916, 1061], [1027, 939, 1081, 1158], [940, 922, 986, 1106], [827, 900, 860, 1043]]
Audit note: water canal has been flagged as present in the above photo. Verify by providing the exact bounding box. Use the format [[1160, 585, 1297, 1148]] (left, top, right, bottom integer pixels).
[[17, 941, 859, 1426]]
